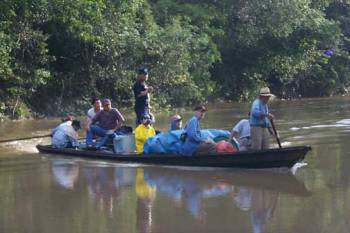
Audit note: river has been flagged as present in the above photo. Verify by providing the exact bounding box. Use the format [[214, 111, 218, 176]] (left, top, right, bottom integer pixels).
[[1, 97, 350, 233]]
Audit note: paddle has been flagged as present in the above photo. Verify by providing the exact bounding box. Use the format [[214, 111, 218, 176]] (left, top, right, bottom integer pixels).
[[0, 134, 87, 144], [0, 134, 52, 143], [270, 119, 282, 148]]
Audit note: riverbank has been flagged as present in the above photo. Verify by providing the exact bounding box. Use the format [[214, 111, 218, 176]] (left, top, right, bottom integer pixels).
[[2, 95, 350, 121]]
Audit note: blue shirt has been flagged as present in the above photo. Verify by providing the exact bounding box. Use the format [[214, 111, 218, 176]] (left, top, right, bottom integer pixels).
[[180, 116, 204, 156], [233, 119, 250, 138], [249, 99, 271, 127]]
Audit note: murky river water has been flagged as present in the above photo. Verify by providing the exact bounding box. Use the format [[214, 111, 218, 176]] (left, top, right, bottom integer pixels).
[[1, 97, 350, 233]]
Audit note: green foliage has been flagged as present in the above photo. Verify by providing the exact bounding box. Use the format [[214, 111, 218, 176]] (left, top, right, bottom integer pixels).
[[0, 0, 349, 118], [0, 0, 51, 118], [210, 0, 348, 100]]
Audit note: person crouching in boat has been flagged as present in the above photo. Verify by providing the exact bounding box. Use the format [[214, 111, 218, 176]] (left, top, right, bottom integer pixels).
[[180, 105, 217, 156], [86, 98, 125, 150], [52, 120, 81, 149], [249, 87, 275, 150], [135, 114, 156, 154], [230, 112, 251, 151], [170, 114, 182, 131]]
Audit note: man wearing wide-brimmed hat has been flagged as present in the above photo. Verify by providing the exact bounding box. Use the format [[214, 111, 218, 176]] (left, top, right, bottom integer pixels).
[[249, 87, 275, 150]]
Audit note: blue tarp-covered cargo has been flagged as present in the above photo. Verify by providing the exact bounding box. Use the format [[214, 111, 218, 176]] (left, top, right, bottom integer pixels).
[[143, 129, 231, 155]]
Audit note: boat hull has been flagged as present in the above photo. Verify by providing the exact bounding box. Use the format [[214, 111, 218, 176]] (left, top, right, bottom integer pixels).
[[36, 145, 311, 169]]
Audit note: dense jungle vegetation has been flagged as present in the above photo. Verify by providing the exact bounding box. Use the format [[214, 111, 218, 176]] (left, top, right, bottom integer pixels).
[[0, 0, 350, 118]]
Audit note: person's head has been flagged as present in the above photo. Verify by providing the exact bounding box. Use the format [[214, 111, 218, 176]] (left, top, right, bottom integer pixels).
[[102, 99, 112, 111], [62, 114, 74, 122], [91, 97, 101, 111], [72, 120, 81, 131], [259, 87, 273, 103], [141, 114, 152, 126], [137, 67, 149, 81], [170, 114, 182, 130], [193, 105, 208, 119]]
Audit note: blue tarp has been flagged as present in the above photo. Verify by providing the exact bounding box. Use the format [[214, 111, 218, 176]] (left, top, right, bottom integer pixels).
[[143, 129, 231, 155]]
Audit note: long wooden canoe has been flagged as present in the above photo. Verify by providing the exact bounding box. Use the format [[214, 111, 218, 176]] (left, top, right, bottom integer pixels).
[[36, 144, 311, 169]]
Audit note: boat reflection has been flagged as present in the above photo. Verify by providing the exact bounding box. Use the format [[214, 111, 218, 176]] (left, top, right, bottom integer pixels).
[[51, 160, 310, 233], [143, 167, 311, 232]]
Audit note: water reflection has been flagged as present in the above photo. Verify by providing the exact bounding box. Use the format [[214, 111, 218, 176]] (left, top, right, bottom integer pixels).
[[83, 165, 122, 213], [50, 161, 310, 233], [235, 188, 277, 233], [5, 97, 350, 233], [52, 160, 79, 189], [143, 167, 310, 232]]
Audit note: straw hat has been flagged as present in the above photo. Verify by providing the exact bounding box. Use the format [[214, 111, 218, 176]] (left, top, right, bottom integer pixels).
[[259, 87, 273, 97]]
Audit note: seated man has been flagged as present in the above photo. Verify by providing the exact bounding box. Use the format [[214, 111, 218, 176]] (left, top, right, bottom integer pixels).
[[86, 98, 125, 149], [230, 112, 251, 151], [180, 105, 217, 156], [87, 97, 101, 127], [135, 114, 156, 154], [52, 120, 81, 149], [169, 114, 182, 131]]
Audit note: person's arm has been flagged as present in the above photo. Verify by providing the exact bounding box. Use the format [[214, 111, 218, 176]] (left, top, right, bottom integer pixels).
[[138, 89, 150, 97], [86, 109, 93, 130], [86, 117, 91, 131], [230, 130, 239, 140], [106, 109, 125, 134], [186, 118, 202, 143], [65, 126, 79, 148], [67, 135, 79, 148], [251, 100, 265, 119], [115, 109, 125, 129], [251, 100, 274, 120], [87, 112, 100, 130], [231, 120, 243, 139], [137, 87, 153, 97], [134, 83, 151, 98]]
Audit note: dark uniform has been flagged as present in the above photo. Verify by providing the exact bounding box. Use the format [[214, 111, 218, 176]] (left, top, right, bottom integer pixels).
[[133, 80, 150, 125]]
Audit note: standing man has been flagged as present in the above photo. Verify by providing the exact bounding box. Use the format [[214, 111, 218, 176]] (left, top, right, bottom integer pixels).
[[249, 87, 275, 150], [133, 67, 153, 126], [180, 105, 217, 156], [86, 99, 125, 149]]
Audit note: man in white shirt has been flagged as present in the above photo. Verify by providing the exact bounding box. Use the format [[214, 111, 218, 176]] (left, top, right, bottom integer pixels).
[[231, 113, 251, 151], [52, 120, 81, 149], [87, 97, 102, 129]]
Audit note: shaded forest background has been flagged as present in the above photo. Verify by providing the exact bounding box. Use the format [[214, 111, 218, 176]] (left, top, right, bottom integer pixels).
[[0, 0, 349, 118]]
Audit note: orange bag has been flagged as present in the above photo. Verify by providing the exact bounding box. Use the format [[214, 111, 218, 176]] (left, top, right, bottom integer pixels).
[[216, 140, 237, 153]]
